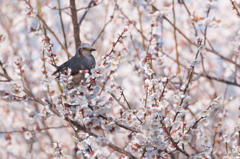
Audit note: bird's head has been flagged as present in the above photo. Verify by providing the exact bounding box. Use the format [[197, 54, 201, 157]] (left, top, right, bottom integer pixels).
[[77, 43, 96, 57]]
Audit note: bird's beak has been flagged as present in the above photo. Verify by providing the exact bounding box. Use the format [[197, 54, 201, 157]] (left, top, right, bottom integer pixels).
[[91, 48, 96, 51]]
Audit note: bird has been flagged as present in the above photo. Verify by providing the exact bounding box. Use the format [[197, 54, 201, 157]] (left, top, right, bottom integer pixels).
[[52, 43, 96, 85]]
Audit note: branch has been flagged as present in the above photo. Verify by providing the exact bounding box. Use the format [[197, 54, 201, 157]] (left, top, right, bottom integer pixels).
[[70, 0, 81, 49], [230, 0, 240, 17], [181, 0, 198, 36], [194, 73, 240, 87], [92, 13, 115, 45], [172, 0, 180, 74], [108, 92, 128, 110], [57, 0, 69, 58], [78, 0, 94, 26], [119, 8, 149, 41], [0, 126, 71, 134], [161, 120, 190, 158], [172, 46, 201, 124], [98, 115, 139, 133], [77, 3, 99, 11], [160, 51, 240, 87]]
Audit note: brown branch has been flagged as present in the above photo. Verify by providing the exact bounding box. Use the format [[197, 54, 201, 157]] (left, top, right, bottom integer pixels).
[[186, 117, 204, 134], [98, 115, 139, 133], [203, 7, 211, 46], [108, 92, 128, 110], [235, 56, 238, 83], [172, 0, 180, 74], [159, 78, 169, 101], [0, 126, 71, 134], [70, 0, 81, 49], [230, 0, 240, 17], [120, 87, 131, 109], [99, 70, 113, 95], [194, 73, 240, 87], [161, 120, 190, 158], [137, 6, 146, 50], [0, 79, 9, 82]]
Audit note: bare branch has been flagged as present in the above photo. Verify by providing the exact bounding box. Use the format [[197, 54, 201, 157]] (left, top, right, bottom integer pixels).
[[78, 0, 94, 26], [70, 0, 81, 49], [0, 126, 71, 134], [92, 13, 115, 45]]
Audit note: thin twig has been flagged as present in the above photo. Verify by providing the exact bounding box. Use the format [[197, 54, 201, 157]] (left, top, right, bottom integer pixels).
[[172, 46, 201, 125], [137, 6, 146, 50], [230, 0, 240, 17], [78, 0, 94, 26], [0, 126, 71, 134], [99, 70, 113, 95], [203, 7, 211, 46], [159, 78, 169, 101], [182, 0, 198, 36], [108, 92, 128, 110], [195, 73, 240, 87], [92, 9, 115, 45], [57, 0, 69, 59], [120, 8, 149, 41], [172, 0, 180, 74], [98, 115, 139, 132], [120, 87, 131, 109], [160, 51, 240, 87], [77, 2, 99, 11]]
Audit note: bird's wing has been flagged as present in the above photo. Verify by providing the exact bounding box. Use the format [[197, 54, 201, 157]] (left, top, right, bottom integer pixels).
[[52, 60, 70, 75]]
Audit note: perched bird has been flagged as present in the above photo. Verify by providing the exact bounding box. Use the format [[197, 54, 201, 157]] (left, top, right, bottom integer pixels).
[[52, 43, 96, 85]]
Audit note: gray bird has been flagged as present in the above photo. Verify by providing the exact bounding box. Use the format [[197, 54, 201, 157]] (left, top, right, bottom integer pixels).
[[52, 43, 96, 84]]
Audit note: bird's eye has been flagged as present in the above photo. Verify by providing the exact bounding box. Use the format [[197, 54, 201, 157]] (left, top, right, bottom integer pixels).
[[83, 48, 86, 50]]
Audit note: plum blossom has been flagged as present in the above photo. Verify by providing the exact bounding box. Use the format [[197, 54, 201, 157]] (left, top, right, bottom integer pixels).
[[9, 81, 23, 94], [144, 67, 154, 76], [105, 121, 120, 134], [95, 136, 109, 146], [24, 131, 33, 140], [38, 106, 52, 120], [0, 34, 7, 43], [180, 134, 192, 145], [26, 8, 38, 17], [201, 110, 210, 117]]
